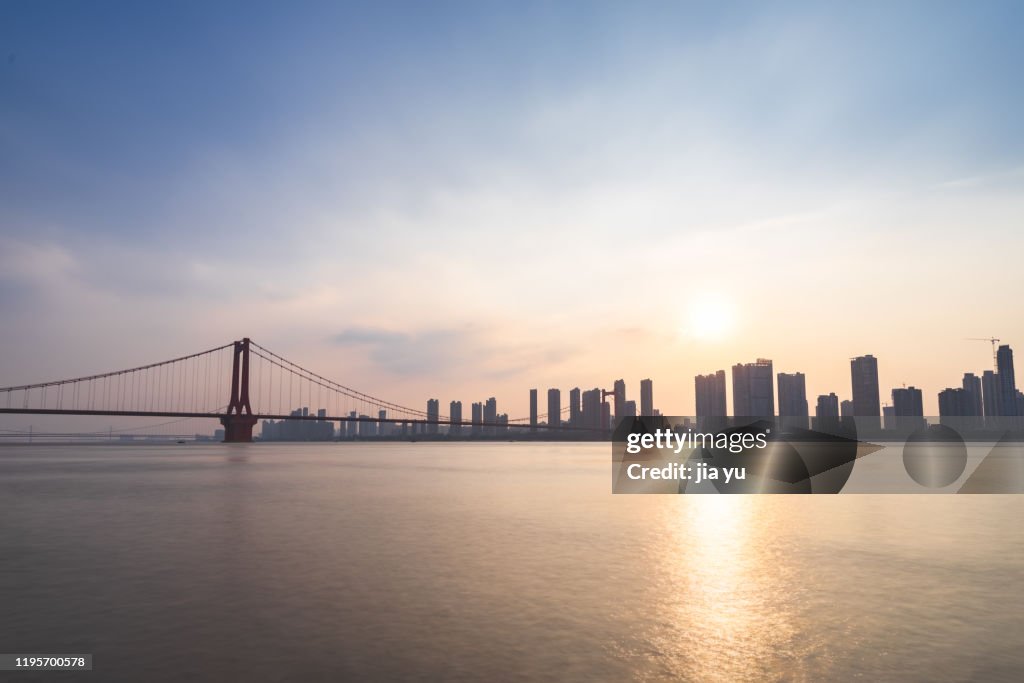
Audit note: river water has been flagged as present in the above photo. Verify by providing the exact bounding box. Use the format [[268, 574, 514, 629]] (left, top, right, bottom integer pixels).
[[1, 443, 1022, 681]]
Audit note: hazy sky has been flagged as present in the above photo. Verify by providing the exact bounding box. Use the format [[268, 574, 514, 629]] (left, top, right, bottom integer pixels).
[[2, 0, 1023, 419]]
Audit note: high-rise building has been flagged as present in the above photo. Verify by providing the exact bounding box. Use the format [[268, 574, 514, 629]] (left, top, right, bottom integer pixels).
[[997, 345, 1018, 416], [426, 399, 439, 435], [547, 389, 561, 430], [982, 370, 1002, 418], [529, 389, 538, 432], [815, 393, 839, 418], [732, 359, 774, 418], [850, 355, 881, 417], [840, 400, 854, 417], [962, 373, 984, 417], [883, 405, 896, 430], [938, 387, 970, 422], [569, 387, 582, 427], [484, 397, 497, 435], [319, 408, 333, 439], [777, 372, 808, 418], [891, 386, 923, 417], [471, 402, 483, 435], [582, 388, 602, 430], [378, 409, 389, 437], [891, 386, 924, 429], [640, 379, 653, 417], [613, 379, 626, 423], [601, 401, 611, 430], [358, 414, 376, 437], [449, 401, 462, 435], [695, 371, 727, 418]]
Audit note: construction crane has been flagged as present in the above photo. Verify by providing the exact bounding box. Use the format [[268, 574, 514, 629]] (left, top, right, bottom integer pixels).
[[966, 337, 1000, 370]]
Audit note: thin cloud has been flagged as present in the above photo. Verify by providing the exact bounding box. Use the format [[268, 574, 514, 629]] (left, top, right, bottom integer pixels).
[[329, 326, 572, 380]]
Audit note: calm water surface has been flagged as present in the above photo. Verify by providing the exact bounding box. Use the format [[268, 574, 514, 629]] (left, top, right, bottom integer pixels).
[[1, 443, 1022, 681]]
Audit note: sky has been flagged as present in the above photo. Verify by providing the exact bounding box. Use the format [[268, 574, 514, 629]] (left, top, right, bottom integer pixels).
[[2, 0, 1024, 421]]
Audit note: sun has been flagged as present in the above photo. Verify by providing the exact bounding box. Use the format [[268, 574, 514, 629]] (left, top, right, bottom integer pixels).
[[686, 293, 737, 341]]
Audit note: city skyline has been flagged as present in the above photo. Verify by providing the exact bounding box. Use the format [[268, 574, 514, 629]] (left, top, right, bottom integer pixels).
[[443, 342, 1024, 425], [290, 341, 1023, 434], [255, 336, 1022, 440]]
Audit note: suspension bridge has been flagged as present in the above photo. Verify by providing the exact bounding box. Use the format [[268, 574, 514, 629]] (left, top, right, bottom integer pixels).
[[0, 338, 581, 442]]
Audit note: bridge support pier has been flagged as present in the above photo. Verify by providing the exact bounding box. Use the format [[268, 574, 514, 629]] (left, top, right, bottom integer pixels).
[[221, 413, 259, 443], [222, 337, 257, 443]]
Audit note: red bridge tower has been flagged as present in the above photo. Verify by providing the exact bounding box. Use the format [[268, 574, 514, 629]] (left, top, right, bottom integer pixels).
[[220, 338, 259, 442]]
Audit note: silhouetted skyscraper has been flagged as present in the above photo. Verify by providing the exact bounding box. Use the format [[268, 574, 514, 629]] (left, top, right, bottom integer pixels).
[[938, 387, 970, 422], [997, 345, 1018, 416], [961, 373, 983, 417], [695, 371, 727, 418], [449, 400, 462, 435], [982, 370, 1002, 418], [777, 372, 808, 418], [471, 402, 483, 435], [891, 386, 924, 429], [484, 397, 497, 435], [640, 379, 653, 417], [613, 379, 626, 423], [529, 389, 538, 432], [891, 386, 923, 417], [850, 355, 880, 417], [581, 388, 601, 430], [732, 359, 774, 418], [840, 400, 854, 417], [816, 393, 839, 418], [883, 405, 896, 429], [426, 399, 439, 435], [547, 389, 561, 429], [569, 387, 582, 427]]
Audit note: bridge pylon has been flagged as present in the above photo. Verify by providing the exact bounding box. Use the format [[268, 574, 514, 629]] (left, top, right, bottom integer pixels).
[[220, 338, 258, 442]]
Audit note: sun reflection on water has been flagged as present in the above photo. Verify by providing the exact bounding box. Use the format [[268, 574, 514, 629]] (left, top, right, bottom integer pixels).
[[636, 496, 802, 682]]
